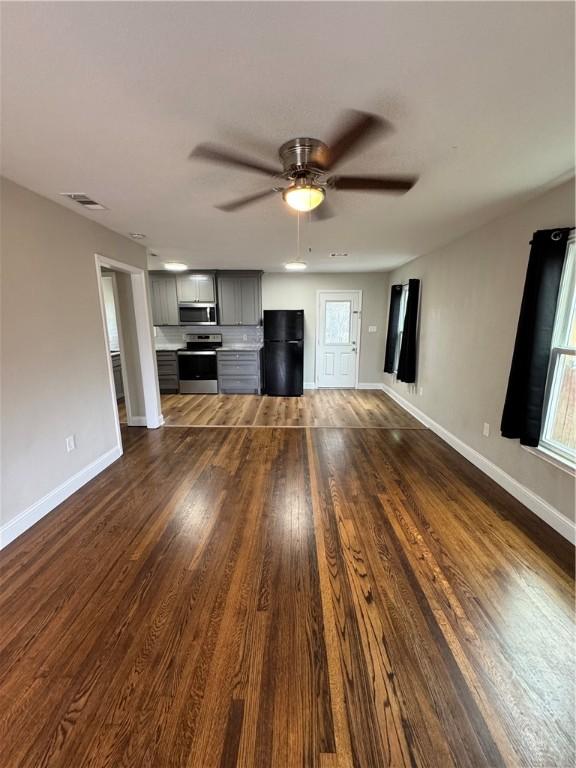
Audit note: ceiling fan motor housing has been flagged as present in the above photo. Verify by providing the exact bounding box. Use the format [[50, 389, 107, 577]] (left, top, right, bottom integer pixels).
[[279, 137, 328, 176]]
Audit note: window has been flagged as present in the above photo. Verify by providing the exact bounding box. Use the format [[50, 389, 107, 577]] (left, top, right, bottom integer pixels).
[[393, 284, 409, 373], [540, 238, 576, 465], [324, 300, 351, 345]]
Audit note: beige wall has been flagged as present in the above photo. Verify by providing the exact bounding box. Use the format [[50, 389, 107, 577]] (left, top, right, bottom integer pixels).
[[262, 272, 389, 385], [383, 180, 575, 524], [1, 177, 147, 528]]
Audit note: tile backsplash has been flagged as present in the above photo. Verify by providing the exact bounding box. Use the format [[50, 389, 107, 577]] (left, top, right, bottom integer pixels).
[[154, 324, 263, 347]]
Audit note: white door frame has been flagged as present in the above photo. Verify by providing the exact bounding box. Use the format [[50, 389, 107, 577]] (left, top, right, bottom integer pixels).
[[95, 253, 163, 447], [315, 289, 362, 389], [100, 270, 135, 425]]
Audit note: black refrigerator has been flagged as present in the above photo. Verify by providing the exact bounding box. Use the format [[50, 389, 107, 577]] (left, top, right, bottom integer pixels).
[[264, 310, 304, 396]]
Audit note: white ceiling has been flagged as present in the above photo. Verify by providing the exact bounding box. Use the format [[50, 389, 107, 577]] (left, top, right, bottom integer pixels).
[[1, 2, 574, 272]]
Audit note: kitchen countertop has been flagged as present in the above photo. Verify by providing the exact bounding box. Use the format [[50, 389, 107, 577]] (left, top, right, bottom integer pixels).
[[155, 344, 185, 351], [154, 343, 263, 352], [218, 344, 263, 351]]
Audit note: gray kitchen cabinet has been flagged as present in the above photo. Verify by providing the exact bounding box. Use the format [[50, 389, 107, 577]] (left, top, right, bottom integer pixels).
[[238, 276, 260, 325], [176, 273, 215, 303], [217, 272, 261, 326], [217, 276, 239, 325], [149, 275, 179, 326], [156, 350, 179, 393], [217, 349, 263, 394], [111, 353, 124, 400]]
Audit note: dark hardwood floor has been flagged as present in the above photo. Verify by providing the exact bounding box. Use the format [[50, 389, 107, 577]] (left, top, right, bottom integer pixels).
[[0, 420, 573, 767]]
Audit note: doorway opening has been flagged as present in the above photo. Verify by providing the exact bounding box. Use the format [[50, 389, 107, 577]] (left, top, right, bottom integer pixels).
[[316, 289, 362, 388], [95, 254, 163, 452]]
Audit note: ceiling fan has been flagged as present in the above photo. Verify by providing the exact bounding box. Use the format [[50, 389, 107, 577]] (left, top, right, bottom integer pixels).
[[188, 110, 418, 218]]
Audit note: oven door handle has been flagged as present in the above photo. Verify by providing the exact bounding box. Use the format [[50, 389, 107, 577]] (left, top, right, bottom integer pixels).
[[177, 350, 217, 356]]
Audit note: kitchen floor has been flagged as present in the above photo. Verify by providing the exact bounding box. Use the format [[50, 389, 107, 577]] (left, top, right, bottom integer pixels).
[[119, 389, 424, 429], [1, 422, 573, 767]]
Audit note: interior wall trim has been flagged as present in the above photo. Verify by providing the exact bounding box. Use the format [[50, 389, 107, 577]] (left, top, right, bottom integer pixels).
[[381, 383, 575, 544], [127, 416, 148, 427], [309, 383, 383, 391], [0, 445, 123, 550]]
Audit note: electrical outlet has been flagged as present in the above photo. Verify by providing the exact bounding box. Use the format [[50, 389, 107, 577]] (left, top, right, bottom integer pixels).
[[483, 422, 490, 437], [153, 327, 158, 337], [65, 435, 76, 452], [419, 387, 424, 396], [243, 334, 248, 341], [368, 326, 377, 333]]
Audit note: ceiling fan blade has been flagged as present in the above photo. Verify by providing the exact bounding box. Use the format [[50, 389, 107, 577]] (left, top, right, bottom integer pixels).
[[189, 143, 282, 176], [310, 200, 335, 221], [314, 110, 391, 170], [329, 175, 418, 192], [215, 188, 278, 212]]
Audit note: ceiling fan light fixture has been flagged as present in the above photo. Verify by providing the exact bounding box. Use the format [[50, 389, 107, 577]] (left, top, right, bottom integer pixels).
[[282, 184, 325, 212], [163, 262, 188, 272], [284, 261, 308, 271]]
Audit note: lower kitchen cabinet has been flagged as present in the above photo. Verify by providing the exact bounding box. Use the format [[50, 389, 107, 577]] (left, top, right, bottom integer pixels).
[[156, 350, 179, 393], [217, 349, 263, 394]]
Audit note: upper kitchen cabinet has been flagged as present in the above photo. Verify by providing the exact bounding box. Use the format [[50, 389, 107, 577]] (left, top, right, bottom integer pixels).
[[149, 274, 179, 326], [217, 272, 262, 325], [176, 273, 216, 303]]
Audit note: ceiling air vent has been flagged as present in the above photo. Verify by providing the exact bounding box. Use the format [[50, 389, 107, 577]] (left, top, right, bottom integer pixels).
[[59, 193, 107, 210]]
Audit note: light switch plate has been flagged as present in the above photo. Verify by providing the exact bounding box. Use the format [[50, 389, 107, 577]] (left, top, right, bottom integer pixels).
[[368, 326, 377, 333], [483, 422, 490, 437], [65, 435, 76, 452]]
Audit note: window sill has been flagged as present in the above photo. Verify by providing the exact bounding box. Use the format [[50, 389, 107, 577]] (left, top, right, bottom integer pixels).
[[522, 444, 575, 477]]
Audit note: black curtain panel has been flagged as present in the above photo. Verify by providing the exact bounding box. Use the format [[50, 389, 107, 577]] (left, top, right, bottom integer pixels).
[[397, 279, 421, 383], [501, 228, 571, 446], [384, 284, 403, 373]]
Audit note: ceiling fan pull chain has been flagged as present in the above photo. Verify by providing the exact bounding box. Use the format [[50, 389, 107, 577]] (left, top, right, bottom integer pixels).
[[296, 210, 301, 261]]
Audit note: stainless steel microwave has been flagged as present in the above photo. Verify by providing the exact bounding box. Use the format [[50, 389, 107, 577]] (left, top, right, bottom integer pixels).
[[178, 302, 217, 325]]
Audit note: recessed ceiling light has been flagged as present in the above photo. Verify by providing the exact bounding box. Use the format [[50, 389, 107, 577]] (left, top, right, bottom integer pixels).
[[129, 232, 146, 240], [284, 261, 308, 271], [163, 262, 188, 272]]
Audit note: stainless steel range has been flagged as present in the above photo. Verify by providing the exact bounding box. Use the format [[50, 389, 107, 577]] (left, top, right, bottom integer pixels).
[[177, 333, 222, 394]]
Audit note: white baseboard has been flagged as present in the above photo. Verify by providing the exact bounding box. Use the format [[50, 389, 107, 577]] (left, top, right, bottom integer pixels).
[[305, 383, 382, 391], [0, 445, 123, 550], [381, 383, 575, 544], [126, 415, 164, 428], [127, 416, 147, 427]]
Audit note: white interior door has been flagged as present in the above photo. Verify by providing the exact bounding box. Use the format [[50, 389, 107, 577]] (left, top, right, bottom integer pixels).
[[316, 291, 361, 388]]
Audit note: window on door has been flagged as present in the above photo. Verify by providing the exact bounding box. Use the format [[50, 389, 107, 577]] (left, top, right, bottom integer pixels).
[[540, 239, 575, 465], [325, 300, 352, 345]]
